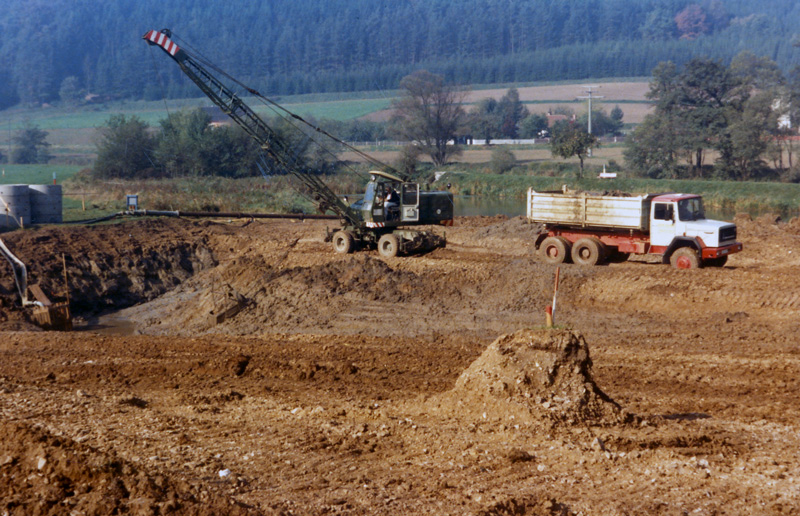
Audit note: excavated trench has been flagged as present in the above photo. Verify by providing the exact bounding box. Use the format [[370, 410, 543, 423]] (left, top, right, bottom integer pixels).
[[0, 219, 218, 329]]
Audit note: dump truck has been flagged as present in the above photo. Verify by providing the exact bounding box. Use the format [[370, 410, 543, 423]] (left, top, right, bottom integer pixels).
[[528, 188, 743, 268]]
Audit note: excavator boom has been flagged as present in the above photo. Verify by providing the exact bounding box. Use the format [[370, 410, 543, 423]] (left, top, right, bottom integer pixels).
[[143, 29, 360, 226]]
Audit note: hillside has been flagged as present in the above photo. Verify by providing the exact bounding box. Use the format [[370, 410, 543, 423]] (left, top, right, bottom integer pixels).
[[1, 0, 799, 109]]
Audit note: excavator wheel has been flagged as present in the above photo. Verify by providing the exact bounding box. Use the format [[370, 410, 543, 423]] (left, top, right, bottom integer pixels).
[[378, 233, 400, 258], [332, 230, 355, 254]]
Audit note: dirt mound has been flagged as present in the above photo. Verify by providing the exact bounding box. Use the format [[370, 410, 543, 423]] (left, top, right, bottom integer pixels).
[[478, 496, 573, 516], [430, 329, 628, 429], [0, 420, 260, 515], [278, 254, 422, 302], [123, 253, 430, 335]]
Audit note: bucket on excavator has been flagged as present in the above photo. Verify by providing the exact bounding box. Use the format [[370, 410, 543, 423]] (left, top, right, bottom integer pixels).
[[28, 283, 72, 331], [30, 302, 72, 331]]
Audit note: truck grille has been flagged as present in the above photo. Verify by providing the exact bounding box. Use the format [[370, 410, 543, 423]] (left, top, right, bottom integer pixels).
[[720, 226, 737, 242]]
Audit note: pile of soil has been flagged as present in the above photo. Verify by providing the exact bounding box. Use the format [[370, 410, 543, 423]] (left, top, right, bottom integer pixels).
[[430, 329, 629, 429], [121, 253, 431, 335], [277, 254, 424, 302], [471, 216, 543, 241], [0, 420, 259, 515]]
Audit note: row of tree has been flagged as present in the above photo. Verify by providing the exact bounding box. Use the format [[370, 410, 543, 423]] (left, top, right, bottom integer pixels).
[[625, 51, 800, 180], [94, 112, 260, 179], [1, 0, 799, 108], [8, 50, 800, 183], [467, 88, 624, 142]]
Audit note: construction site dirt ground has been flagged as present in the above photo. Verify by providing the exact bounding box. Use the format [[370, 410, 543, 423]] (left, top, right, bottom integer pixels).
[[1, 213, 799, 515]]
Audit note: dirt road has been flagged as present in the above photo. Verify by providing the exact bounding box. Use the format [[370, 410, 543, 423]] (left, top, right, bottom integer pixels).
[[1, 214, 798, 514]]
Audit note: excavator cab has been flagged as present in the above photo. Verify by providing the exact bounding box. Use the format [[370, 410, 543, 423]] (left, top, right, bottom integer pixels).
[[361, 171, 408, 225]]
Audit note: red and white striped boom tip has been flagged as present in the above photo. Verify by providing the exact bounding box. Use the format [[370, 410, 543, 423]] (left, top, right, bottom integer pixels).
[[143, 30, 180, 57]]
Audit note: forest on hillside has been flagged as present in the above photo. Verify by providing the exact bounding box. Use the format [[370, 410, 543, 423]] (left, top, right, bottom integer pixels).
[[1, 0, 800, 109]]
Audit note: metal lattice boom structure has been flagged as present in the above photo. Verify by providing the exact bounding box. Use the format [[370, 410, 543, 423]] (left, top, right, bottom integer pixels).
[[143, 29, 360, 227]]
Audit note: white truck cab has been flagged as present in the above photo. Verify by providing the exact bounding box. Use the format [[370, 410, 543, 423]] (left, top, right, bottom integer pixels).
[[649, 194, 740, 267]]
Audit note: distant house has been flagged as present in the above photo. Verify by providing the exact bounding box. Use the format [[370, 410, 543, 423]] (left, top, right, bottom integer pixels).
[[201, 106, 232, 127], [84, 92, 121, 104], [546, 112, 576, 127]]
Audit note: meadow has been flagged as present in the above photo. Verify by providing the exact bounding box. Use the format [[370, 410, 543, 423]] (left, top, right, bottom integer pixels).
[[0, 80, 797, 223]]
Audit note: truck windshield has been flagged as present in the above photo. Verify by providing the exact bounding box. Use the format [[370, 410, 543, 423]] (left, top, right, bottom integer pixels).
[[677, 198, 705, 221]]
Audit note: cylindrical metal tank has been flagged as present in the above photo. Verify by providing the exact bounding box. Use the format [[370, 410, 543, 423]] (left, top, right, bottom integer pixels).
[[29, 184, 63, 224], [0, 184, 31, 228]]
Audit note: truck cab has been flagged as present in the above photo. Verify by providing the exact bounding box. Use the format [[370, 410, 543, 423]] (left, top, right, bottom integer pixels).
[[649, 193, 742, 267]]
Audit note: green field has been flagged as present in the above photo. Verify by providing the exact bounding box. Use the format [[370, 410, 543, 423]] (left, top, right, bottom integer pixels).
[[0, 165, 82, 185], [0, 96, 394, 133]]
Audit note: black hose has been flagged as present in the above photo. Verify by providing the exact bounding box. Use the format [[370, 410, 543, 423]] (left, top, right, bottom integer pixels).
[[62, 213, 123, 224]]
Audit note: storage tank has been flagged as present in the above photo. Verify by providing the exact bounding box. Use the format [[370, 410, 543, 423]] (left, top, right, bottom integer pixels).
[[0, 184, 32, 228], [29, 184, 63, 224]]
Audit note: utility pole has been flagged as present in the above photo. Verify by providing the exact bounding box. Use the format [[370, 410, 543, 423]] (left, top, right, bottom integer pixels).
[[577, 85, 604, 157]]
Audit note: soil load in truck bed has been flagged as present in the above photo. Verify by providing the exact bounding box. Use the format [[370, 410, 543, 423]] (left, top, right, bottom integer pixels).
[[527, 190, 659, 230]]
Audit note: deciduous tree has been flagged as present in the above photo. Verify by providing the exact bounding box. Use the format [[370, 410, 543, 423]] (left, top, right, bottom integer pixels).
[[390, 70, 468, 167], [550, 120, 597, 178], [497, 87, 529, 138], [518, 113, 549, 138], [11, 123, 51, 164], [675, 4, 709, 40], [93, 115, 155, 178], [469, 98, 501, 143]]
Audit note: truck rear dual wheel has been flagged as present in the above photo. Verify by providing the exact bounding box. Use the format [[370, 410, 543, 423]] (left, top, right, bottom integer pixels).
[[670, 247, 702, 269], [571, 238, 607, 266], [378, 233, 400, 258], [540, 236, 572, 264], [332, 230, 355, 254]]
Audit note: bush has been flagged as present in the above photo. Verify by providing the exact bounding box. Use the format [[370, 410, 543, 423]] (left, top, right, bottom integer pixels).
[[781, 165, 800, 183], [395, 144, 422, 177], [490, 147, 516, 174]]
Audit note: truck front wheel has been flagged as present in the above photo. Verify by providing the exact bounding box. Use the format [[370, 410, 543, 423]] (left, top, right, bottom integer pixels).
[[670, 247, 701, 269], [571, 238, 606, 266], [540, 236, 572, 264]]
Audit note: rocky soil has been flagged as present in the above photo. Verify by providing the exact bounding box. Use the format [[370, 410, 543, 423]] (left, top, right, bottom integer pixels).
[[1, 213, 799, 515]]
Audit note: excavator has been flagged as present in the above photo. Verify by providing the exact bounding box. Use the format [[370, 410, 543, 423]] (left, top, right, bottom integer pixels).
[[143, 29, 453, 257]]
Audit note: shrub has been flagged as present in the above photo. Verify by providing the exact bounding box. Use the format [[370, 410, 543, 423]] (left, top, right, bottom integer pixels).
[[490, 147, 516, 174]]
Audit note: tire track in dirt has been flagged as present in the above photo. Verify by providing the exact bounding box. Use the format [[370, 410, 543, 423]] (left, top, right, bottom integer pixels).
[[575, 264, 800, 316]]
